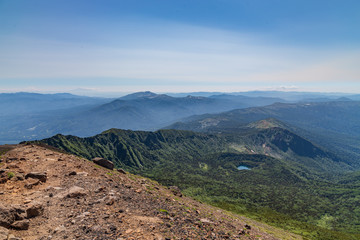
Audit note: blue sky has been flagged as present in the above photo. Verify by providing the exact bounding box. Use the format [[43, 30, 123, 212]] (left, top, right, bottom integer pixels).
[[0, 0, 359, 95]]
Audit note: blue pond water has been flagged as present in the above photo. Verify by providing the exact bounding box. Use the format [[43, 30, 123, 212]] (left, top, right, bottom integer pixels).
[[237, 165, 251, 170]]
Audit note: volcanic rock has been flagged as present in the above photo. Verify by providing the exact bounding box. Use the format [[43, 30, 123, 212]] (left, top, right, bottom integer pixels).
[[65, 186, 87, 198], [91, 157, 114, 170], [11, 220, 29, 230], [25, 172, 47, 182], [26, 202, 44, 218]]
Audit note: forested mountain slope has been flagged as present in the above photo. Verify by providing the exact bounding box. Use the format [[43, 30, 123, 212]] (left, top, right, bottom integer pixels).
[[167, 101, 360, 168], [32, 127, 360, 239]]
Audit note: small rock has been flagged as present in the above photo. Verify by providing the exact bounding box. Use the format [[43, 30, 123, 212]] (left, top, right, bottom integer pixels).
[[54, 225, 66, 234], [125, 229, 133, 234], [25, 172, 47, 182], [77, 172, 88, 176], [200, 218, 213, 224], [11, 206, 26, 221], [117, 169, 126, 174], [106, 196, 116, 205], [66, 186, 87, 198], [0, 226, 9, 240], [15, 173, 24, 181], [24, 179, 40, 189], [95, 187, 106, 193], [68, 171, 77, 176], [245, 224, 251, 230], [91, 157, 114, 170], [0, 177, 7, 184], [11, 220, 29, 230], [8, 164, 18, 168], [168, 186, 182, 197], [7, 234, 22, 240]]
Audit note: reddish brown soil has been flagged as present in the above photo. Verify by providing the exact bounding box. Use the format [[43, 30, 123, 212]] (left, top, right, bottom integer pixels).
[[0, 144, 301, 240]]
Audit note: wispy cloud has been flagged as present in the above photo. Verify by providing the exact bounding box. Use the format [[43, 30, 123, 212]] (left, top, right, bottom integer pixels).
[[0, 19, 359, 92]]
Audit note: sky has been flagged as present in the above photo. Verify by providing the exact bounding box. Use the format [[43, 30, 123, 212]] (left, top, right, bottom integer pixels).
[[0, 0, 360, 95]]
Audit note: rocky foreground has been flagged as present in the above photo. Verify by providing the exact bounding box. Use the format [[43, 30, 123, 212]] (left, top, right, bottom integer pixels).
[[0, 144, 301, 240]]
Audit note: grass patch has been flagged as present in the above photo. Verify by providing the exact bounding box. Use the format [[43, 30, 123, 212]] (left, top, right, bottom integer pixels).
[[7, 172, 15, 179], [159, 209, 168, 214]]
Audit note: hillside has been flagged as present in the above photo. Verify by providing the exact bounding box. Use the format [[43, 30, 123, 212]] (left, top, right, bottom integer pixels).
[[32, 128, 360, 239], [166, 101, 360, 168], [0, 144, 300, 240]]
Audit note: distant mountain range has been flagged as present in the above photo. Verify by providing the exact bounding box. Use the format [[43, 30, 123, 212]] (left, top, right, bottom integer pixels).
[[0, 91, 287, 144], [1, 91, 359, 148]]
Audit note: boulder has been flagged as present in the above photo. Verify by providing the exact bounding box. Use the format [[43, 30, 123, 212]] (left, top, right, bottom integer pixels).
[[25, 172, 47, 182], [26, 202, 44, 218], [92, 157, 114, 170], [0, 204, 15, 228]]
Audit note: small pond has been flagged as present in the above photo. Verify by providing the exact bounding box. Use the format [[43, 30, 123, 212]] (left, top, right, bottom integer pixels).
[[237, 165, 251, 170]]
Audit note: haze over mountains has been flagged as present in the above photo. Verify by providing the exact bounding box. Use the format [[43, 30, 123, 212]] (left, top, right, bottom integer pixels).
[[0, 91, 285, 144], [1, 91, 359, 145]]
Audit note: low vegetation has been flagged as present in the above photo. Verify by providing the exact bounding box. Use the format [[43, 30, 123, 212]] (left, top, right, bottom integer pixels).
[[33, 127, 360, 239]]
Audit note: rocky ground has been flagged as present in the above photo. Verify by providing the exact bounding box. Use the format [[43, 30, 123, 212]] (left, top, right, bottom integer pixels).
[[0, 144, 302, 240]]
